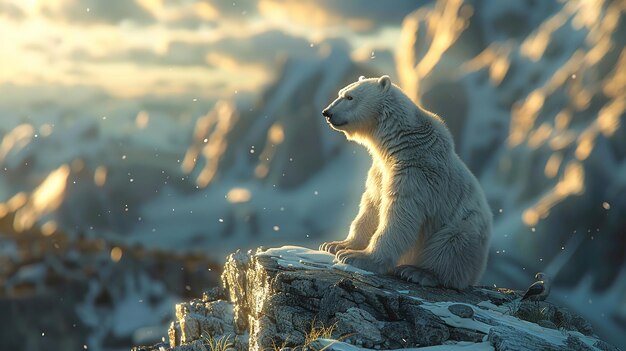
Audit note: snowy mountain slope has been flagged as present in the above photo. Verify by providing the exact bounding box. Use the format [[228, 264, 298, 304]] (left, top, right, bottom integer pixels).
[[0, 42, 383, 256], [396, 0, 626, 345], [130, 44, 384, 253], [183, 44, 379, 189]]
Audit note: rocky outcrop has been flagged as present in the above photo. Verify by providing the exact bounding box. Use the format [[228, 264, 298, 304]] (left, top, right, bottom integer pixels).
[[133, 246, 620, 351]]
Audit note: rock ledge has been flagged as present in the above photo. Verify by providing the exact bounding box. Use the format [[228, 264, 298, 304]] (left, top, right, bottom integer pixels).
[[133, 246, 620, 351]]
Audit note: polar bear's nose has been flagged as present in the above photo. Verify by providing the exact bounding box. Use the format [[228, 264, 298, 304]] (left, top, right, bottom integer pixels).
[[322, 109, 333, 119]]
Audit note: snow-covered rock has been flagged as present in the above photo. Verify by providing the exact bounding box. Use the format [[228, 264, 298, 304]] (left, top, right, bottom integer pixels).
[[133, 246, 619, 351]]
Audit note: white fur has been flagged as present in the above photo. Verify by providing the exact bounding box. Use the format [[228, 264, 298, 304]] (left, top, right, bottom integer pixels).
[[320, 76, 492, 289]]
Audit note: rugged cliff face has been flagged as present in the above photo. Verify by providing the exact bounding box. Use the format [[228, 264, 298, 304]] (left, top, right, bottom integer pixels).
[[133, 246, 620, 351]]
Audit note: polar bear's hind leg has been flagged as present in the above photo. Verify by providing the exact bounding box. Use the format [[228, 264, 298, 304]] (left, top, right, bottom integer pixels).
[[417, 224, 488, 290]]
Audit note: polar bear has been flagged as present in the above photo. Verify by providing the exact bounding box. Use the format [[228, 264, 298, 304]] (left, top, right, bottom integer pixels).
[[319, 75, 492, 289]]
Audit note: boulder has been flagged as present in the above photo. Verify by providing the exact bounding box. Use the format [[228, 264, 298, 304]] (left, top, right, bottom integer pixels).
[[133, 246, 620, 351]]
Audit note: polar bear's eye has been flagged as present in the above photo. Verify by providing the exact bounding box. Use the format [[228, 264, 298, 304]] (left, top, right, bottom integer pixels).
[[345, 95, 353, 101]]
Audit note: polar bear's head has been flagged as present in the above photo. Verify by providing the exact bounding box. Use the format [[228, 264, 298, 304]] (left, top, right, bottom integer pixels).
[[322, 75, 392, 139]]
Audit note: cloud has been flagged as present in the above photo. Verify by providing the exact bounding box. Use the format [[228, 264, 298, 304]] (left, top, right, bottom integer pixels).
[[70, 41, 213, 68], [39, 0, 154, 25], [207, 30, 320, 68], [139, 0, 258, 29], [165, 14, 216, 29], [125, 41, 213, 67], [259, 0, 423, 32], [135, 0, 219, 29], [205, 0, 259, 18], [0, 3, 25, 20], [66, 29, 348, 72]]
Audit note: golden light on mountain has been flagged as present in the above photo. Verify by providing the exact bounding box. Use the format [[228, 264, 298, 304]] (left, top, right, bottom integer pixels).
[[227, 188, 252, 204]]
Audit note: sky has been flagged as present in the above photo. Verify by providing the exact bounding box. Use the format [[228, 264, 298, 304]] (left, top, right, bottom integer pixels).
[[0, 0, 423, 107]]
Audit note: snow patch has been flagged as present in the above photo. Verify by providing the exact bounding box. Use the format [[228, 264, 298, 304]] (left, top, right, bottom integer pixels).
[[397, 291, 600, 349], [476, 300, 509, 314], [256, 245, 374, 275], [316, 339, 494, 351]]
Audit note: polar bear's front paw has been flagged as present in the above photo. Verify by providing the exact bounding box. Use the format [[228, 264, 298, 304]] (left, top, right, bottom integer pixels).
[[336, 249, 382, 273], [319, 240, 350, 254]]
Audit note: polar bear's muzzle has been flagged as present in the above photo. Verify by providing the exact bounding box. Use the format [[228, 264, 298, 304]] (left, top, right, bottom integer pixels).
[[322, 108, 347, 127]]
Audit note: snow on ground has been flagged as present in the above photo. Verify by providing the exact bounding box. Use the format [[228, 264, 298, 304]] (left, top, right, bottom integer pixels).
[[316, 339, 494, 351], [399, 292, 601, 350], [256, 245, 374, 275], [256, 246, 605, 351]]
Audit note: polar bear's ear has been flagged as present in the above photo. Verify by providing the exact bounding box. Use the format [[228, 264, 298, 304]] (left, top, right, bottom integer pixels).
[[378, 75, 391, 92], [358, 75, 366, 81]]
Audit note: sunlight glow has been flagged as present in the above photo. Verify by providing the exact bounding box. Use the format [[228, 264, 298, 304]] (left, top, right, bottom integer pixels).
[[39, 124, 54, 137], [523, 161, 584, 226], [226, 188, 252, 204], [136, 111, 150, 129], [509, 90, 545, 147], [259, 0, 374, 32], [397, 0, 470, 101], [268, 123, 284, 145], [184, 101, 238, 188], [94, 166, 108, 187], [41, 220, 57, 236], [110, 246, 123, 262], [520, 2, 572, 61], [575, 130, 595, 160], [544, 152, 562, 178], [7, 193, 28, 212], [598, 98, 624, 137], [528, 123, 552, 149], [0, 124, 35, 162], [13, 165, 70, 232], [464, 43, 513, 86]]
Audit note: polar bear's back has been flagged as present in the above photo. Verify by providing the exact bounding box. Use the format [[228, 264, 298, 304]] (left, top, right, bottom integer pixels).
[[412, 108, 492, 232]]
